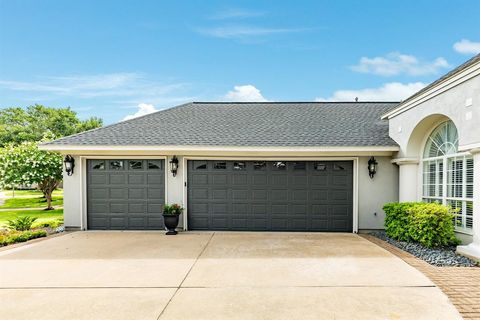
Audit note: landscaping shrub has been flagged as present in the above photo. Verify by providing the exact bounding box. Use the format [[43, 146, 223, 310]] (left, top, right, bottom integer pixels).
[[0, 229, 47, 246], [383, 202, 416, 241], [408, 203, 460, 248], [32, 218, 64, 229], [7, 216, 37, 231], [383, 202, 459, 248]]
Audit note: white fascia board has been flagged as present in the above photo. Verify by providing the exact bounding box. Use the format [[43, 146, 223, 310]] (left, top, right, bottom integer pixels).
[[39, 144, 399, 156], [381, 61, 480, 120]]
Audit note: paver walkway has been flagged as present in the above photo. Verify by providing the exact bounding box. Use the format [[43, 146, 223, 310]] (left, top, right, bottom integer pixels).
[[361, 234, 480, 320]]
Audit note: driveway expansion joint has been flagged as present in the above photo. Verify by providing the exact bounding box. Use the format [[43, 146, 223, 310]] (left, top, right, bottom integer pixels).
[[156, 231, 216, 320]]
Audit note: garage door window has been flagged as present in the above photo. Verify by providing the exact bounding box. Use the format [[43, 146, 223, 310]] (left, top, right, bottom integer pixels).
[[254, 162, 266, 170], [314, 163, 326, 171], [193, 161, 207, 170], [91, 160, 105, 170], [214, 162, 227, 169], [110, 161, 123, 170], [233, 162, 246, 170], [273, 161, 286, 170], [129, 161, 143, 170], [293, 162, 306, 170], [148, 161, 162, 170]]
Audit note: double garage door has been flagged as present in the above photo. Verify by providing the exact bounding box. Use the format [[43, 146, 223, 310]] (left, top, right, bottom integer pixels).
[[187, 160, 353, 232], [87, 159, 353, 231]]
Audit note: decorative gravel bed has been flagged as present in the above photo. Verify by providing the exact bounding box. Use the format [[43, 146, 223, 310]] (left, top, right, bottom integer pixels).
[[370, 231, 478, 267]]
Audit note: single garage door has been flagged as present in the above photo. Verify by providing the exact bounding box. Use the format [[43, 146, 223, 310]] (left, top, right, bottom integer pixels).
[[187, 160, 353, 231], [87, 159, 165, 230]]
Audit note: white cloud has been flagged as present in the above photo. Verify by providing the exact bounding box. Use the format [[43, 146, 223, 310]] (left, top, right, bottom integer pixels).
[[316, 82, 426, 102], [351, 52, 449, 76], [209, 9, 264, 20], [224, 85, 268, 102], [0, 73, 190, 104], [453, 39, 480, 55], [122, 103, 159, 121], [196, 26, 305, 39]]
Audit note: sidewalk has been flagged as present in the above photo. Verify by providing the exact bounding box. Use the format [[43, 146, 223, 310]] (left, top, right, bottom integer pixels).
[[361, 234, 480, 320]]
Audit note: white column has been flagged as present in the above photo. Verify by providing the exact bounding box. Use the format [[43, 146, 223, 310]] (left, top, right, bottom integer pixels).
[[457, 149, 480, 260], [393, 158, 419, 202]]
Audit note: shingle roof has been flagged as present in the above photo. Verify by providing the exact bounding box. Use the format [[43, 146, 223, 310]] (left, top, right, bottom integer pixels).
[[43, 102, 399, 147]]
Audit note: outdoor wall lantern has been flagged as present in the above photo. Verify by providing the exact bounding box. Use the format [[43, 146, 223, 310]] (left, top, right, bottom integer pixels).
[[368, 156, 378, 179], [170, 156, 179, 177], [64, 155, 75, 176]]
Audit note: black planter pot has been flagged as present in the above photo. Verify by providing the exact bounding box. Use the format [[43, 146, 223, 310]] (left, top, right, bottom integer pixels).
[[163, 214, 180, 235]]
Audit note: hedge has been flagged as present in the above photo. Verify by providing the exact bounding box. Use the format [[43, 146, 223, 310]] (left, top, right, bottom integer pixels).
[[383, 202, 460, 248], [0, 229, 47, 247]]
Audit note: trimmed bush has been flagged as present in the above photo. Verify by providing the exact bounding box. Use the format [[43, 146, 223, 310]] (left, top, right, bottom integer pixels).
[[0, 229, 47, 246], [383, 202, 416, 241], [383, 202, 459, 248], [408, 203, 460, 248], [32, 218, 64, 229]]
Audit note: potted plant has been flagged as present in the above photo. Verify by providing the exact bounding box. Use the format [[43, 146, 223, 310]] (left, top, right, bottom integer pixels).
[[162, 204, 183, 235]]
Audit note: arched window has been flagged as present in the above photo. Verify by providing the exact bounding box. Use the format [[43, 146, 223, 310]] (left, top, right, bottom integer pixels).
[[422, 120, 474, 233]]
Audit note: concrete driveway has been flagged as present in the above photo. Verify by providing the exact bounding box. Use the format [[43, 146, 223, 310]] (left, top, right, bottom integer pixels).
[[0, 232, 461, 319]]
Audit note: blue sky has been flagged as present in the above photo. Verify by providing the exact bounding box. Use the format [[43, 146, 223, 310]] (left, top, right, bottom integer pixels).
[[1, 0, 480, 124]]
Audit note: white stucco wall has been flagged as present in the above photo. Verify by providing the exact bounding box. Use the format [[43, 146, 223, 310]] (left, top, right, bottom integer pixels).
[[387, 70, 480, 245], [62, 155, 82, 229], [62, 155, 398, 231], [358, 156, 399, 230], [389, 75, 480, 157]]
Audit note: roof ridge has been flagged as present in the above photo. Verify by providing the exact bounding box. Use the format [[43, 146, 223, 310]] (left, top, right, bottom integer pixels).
[[192, 101, 400, 104]]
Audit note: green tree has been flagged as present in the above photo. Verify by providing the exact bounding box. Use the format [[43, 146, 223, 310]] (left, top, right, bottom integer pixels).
[[0, 142, 63, 210], [0, 104, 102, 146]]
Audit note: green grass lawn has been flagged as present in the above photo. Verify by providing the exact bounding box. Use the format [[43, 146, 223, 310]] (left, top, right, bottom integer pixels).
[[2, 189, 63, 197], [0, 196, 63, 209], [0, 209, 63, 228]]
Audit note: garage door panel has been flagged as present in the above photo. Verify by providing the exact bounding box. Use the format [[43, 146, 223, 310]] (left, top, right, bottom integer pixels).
[[128, 188, 146, 200], [109, 188, 126, 199], [192, 174, 208, 184], [252, 175, 268, 185], [147, 174, 163, 185], [90, 188, 108, 199], [87, 159, 165, 230], [212, 203, 228, 214], [211, 217, 228, 229], [90, 174, 107, 185], [212, 189, 227, 200], [211, 174, 227, 185], [110, 203, 127, 213], [128, 174, 145, 184], [187, 160, 352, 231], [109, 174, 125, 184], [232, 189, 248, 200], [147, 203, 163, 213], [252, 189, 268, 200], [89, 217, 108, 229], [147, 188, 163, 199]]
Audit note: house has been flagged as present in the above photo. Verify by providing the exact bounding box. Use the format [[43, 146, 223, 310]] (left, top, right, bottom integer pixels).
[[41, 54, 480, 260]]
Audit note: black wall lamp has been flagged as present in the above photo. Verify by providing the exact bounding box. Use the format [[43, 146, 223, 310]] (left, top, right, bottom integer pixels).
[[64, 155, 75, 176], [368, 156, 378, 179], [170, 156, 179, 177]]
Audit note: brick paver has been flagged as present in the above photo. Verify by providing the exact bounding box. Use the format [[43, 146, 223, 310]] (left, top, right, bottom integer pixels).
[[361, 234, 480, 320]]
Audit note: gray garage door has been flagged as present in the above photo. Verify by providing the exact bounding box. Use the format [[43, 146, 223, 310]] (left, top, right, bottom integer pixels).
[[87, 159, 165, 230], [187, 160, 353, 231]]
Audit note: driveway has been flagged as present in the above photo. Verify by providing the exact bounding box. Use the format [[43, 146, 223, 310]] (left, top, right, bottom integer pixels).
[[0, 232, 461, 319]]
